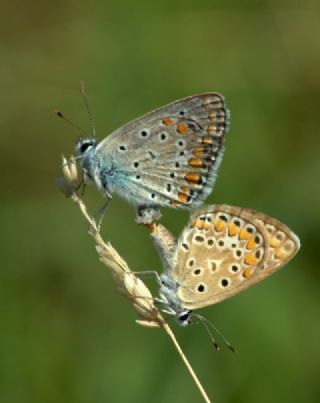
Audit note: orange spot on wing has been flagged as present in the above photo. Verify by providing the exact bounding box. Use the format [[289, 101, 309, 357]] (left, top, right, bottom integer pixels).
[[214, 219, 226, 232], [178, 193, 190, 203], [228, 223, 239, 236], [202, 136, 213, 145], [239, 228, 252, 241], [244, 254, 258, 265], [207, 125, 216, 135], [177, 122, 188, 134], [247, 238, 257, 250], [163, 118, 173, 126], [170, 200, 181, 207], [243, 268, 254, 278], [188, 158, 205, 168], [196, 219, 205, 230], [209, 112, 216, 120], [193, 219, 212, 231], [185, 172, 202, 184], [193, 147, 205, 157]]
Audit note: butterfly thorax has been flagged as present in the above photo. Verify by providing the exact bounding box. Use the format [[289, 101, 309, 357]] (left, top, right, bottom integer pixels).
[[159, 273, 192, 326]]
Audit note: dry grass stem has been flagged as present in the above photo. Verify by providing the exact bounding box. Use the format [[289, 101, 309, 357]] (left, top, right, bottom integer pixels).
[[57, 156, 212, 403]]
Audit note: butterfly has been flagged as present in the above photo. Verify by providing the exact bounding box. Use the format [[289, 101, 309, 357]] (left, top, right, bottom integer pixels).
[[75, 93, 230, 224], [150, 204, 300, 326]]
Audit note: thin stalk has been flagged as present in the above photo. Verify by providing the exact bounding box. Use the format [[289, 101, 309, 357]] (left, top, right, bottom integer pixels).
[[161, 321, 211, 403]]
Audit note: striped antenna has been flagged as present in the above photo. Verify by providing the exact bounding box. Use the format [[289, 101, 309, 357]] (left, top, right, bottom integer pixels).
[[194, 313, 237, 353], [80, 80, 96, 137]]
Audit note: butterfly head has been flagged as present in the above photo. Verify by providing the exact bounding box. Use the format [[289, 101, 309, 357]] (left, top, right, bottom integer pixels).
[[75, 138, 99, 185], [75, 137, 97, 157], [159, 273, 193, 326]]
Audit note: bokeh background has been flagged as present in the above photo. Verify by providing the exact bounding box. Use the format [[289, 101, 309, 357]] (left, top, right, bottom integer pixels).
[[1, 0, 320, 402]]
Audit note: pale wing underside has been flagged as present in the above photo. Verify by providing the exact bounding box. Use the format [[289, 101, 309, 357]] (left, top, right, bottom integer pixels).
[[172, 205, 300, 309], [97, 94, 229, 208]]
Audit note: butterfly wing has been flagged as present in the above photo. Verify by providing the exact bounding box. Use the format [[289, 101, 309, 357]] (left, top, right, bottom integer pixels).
[[171, 205, 300, 310], [96, 94, 229, 208]]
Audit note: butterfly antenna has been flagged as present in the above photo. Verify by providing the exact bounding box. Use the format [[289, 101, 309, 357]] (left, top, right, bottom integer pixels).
[[194, 313, 237, 353], [194, 315, 220, 351], [80, 80, 96, 137], [54, 110, 86, 135]]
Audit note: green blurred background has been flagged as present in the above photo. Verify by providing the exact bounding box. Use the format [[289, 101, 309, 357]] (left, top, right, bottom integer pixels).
[[1, 0, 320, 402]]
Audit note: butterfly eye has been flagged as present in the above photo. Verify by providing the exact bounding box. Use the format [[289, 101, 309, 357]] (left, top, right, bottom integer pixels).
[[80, 143, 90, 152], [179, 312, 189, 321], [76, 138, 97, 154], [177, 310, 192, 327]]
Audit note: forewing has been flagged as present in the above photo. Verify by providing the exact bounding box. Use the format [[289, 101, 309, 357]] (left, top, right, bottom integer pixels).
[[172, 205, 300, 310], [97, 94, 229, 207]]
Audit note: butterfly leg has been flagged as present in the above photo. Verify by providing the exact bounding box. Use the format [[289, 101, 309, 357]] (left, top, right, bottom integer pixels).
[[132, 294, 164, 305], [75, 178, 86, 196], [95, 196, 111, 229], [140, 293, 176, 312], [133, 270, 162, 283], [135, 205, 161, 225]]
